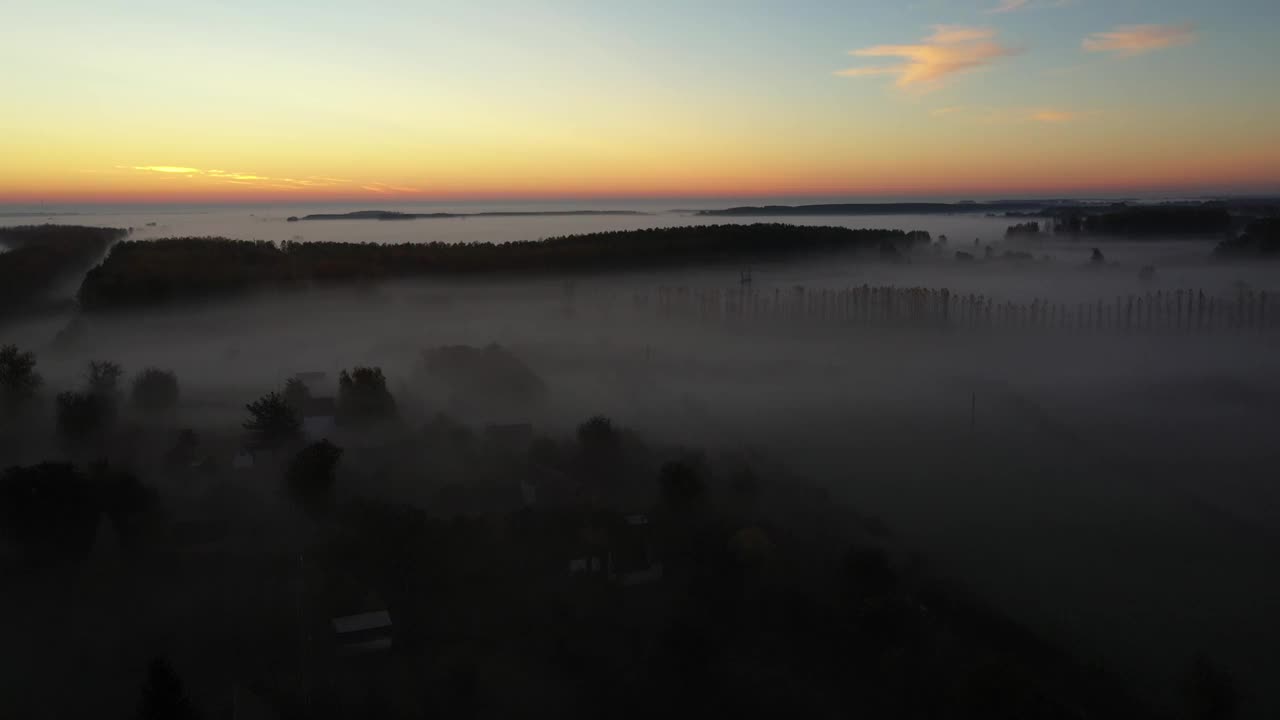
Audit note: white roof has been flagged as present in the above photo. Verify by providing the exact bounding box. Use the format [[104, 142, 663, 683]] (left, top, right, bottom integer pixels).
[[331, 610, 392, 634]]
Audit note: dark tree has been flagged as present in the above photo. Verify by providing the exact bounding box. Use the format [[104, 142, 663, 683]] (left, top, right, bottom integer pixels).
[[56, 390, 112, 447], [243, 392, 302, 451], [137, 657, 198, 720], [660, 459, 706, 512], [285, 440, 343, 513], [87, 360, 123, 397], [0, 344, 43, 415], [337, 367, 396, 427], [577, 415, 622, 476], [0, 463, 100, 567], [86, 360, 124, 427], [132, 368, 180, 412]]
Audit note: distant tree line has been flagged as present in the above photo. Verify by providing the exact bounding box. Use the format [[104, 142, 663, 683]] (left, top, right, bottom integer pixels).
[[1045, 204, 1232, 236], [1214, 218, 1280, 258], [76, 224, 929, 310], [1005, 221, 1040, 237], [0, 225, 127, 318]]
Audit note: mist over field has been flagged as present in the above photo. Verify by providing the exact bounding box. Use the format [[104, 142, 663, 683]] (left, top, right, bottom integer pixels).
[[4, 209, 1280, 718]]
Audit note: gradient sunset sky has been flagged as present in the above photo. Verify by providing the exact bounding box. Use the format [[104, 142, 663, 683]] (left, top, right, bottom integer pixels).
[[2, 0, 1277, 203]]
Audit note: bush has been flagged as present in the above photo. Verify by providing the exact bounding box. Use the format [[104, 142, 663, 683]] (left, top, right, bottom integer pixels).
[[0, 463, 100, 567]]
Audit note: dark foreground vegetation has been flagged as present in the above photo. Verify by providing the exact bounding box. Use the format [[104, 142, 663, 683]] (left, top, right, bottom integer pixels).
[[0, 341, 1241, 720], [0, 225, 127, 318], [76, 224, 928, 310]]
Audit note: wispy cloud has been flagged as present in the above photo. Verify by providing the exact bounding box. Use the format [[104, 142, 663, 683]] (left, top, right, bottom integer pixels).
[[1083, 23, 1196, 57], [124, 166, 201, 174], [985, 0, 1071, 13], [932, 105, 1096, 124], [1028, 108, 1088, 123], [363, 181, 422, 194], [837, 25, 1019, 91], [117, 165, 415, 194], [986, 0, 1029, 13]]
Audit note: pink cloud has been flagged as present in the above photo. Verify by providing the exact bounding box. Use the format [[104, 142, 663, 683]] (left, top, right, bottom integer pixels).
[[837, 25, 1019, 91], [1083, 24, 1196, 57]]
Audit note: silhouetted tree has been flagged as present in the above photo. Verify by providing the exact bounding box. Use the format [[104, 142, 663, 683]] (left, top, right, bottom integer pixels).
[[243, 392, 301, 451], [87, 360, 123, 397], [56, 390, 111, 447], [86, 360, 124, 428], [132, 368, 179, 412], [337, 367, 396, 427], [136, 657, 199, 720], [285, 440, 343, 513], [660, 459, 706, 512], [0, 463, 100, 567], [0, 344, 42, 415], [577, 415, 622, 479]]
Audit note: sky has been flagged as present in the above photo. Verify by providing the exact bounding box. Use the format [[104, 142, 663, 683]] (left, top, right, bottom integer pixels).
[[1, 0, 1278, 203]]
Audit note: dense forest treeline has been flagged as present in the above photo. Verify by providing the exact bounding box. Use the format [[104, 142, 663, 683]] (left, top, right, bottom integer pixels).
[[0, 225, 127, 318], [76, 224, 928, 310], [1043, 205, 1233, 235]]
